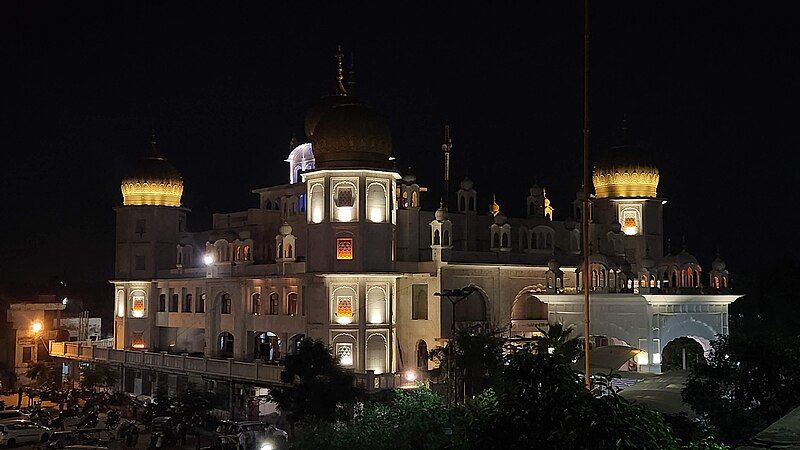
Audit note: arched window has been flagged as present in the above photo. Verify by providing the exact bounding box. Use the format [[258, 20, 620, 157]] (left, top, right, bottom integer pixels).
[[492, 232, 499, 248], [366, 286, 387, 324], [501, 232, 509, 248], [521, 230, 528, 249], [286, 243, 293, 259], [433, 229, 440, 245], [243, 246, 251, 260], [411, 190, 419, 207], [159, 294, 166, 312], [529, 202, 535, 216], [197, 293, 206, 313], [170, 294, 179, 312], [251, 293, 261, 315], [592, 270, 598, 288], [332, 180, 358, 222], [459, 196, 466, 211], [599, 269, 606, 287], [177, 251, 183, 265], [269, 292, 279, 315], [221, 293, 231, 314], [309, 183, 324, 223], [443, 229, 450, 246], [287, 292, 298, 316], [468, 196, 475, 211], [183, 293, 192, 312], [546, 233, 552, 249], [366, 181, 388, 223], [417, 340, 428, 369], [366, 334, 387, 374], [218, 332, 234, 358]]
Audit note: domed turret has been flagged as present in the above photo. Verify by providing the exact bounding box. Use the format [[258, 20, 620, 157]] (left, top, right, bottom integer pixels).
[[434, 204, 447, 222], [611, 221, 622, 234], [121, 134, 183, 207], [460, 177, 474, 191], [402, 172, 417, 184], [530, 184, 543, 196], [548, 257, 561, 271], [311, 103, 393, 169], [279, 221, 293, 236], [592, 144, 659, 198], [712, 255, 726, 271]]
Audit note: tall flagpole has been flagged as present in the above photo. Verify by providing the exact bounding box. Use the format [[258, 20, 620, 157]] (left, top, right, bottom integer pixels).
[[582, 0, 592, 390]]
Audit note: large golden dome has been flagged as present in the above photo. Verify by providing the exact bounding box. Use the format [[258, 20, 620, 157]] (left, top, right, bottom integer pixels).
[[311, 102, 393, 169], [121, 139, 183, 207], [592, 144, 659, 198]]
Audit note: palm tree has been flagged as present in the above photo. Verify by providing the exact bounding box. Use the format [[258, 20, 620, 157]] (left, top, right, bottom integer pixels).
[[533, 322, 581, 361]]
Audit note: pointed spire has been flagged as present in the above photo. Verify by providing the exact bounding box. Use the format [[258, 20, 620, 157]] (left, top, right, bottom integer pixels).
[[149, 126, 163, 158], [347, 52, 356, 96], [666, 238, 672, 255], [681, 234, 687, 252], [289, 135, 298, 151], [621, 115, 630, 142], [335, 45, 348, 96]]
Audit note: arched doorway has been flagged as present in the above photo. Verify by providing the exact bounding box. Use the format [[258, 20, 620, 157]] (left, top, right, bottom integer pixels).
[[287, 334, 305, 356], [662, 337, 706, 371], [254, 332, 281, 362], [218, 332, 234, 359], [416, 340, 428, 369]]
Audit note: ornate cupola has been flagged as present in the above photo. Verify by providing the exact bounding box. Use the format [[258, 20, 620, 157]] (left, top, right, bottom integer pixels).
[[121, 132, 183, 207], [592, 143, 659, 199]]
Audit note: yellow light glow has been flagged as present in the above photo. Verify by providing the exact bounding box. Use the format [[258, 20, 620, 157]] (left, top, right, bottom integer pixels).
[[404, 370, 417, 382], [121, 180, 183, 207], [592, 166, 659, 198], [635, 351, 649, 365], [132, 343, 146, 349], [336, 238, 353, 260], [31, 321, 43, 333]]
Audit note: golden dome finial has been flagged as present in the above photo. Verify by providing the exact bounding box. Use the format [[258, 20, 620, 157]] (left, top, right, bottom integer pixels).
[[335, 45, 347, 96], [490, 194, 500, 216]]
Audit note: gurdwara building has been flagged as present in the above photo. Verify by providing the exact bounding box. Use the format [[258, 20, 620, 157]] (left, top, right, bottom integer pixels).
[[111, 54, 739, 377]]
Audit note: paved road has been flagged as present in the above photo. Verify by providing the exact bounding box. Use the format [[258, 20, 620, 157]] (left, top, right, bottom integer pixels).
[[619, 370, 695, 417]]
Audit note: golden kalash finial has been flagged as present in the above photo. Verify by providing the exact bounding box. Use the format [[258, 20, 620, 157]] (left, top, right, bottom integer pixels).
[[489, 194, 500, 216]]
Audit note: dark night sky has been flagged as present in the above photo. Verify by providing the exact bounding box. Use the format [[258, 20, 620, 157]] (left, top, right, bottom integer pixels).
[[2, 2, 798, 301]]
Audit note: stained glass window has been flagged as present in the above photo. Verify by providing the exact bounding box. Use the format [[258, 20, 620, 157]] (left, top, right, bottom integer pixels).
[[337, 238, 353, 260]]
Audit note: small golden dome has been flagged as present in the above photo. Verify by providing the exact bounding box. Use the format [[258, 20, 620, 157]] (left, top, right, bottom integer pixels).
[[121, 138, 183, 207], [592, 145, 659, 198], [489, 195, 500, 216]]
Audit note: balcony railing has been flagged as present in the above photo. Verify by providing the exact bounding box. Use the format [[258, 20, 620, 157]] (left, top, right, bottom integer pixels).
[[49, 341, 402, 391]]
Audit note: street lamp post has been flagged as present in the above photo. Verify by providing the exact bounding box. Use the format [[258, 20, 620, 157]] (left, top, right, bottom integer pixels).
[[434, 285, 477, 405]]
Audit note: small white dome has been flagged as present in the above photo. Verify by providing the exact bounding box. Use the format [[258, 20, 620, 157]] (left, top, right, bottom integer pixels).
[[402, 173, 417, 184], [460, 177, 474, 190], [712, 256, 726, 271], [435, 205, 447, 221], [548, 257, 561, 271], [530, 184, 543, 196], [494, 212, 507, 225], [279, 221, 293, 236]]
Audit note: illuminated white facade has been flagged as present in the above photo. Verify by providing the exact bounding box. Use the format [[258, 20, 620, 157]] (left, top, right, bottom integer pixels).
[[111, 59, 739, 376]]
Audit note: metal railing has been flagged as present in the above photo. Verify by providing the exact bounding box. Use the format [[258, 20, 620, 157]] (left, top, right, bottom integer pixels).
[[49, 341, 401, 391]]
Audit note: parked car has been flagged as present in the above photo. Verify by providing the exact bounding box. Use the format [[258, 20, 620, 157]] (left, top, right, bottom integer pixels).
[[0, 419, 51, 446], [150, 416, 174, 433], [0, 410, 30, 423]]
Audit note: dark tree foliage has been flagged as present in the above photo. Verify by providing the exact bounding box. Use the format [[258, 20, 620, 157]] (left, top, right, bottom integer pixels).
[[450, 323, 506, 398], [81, 363, 119, 391], [683, 333, 800, 445], [684, 259, 800, 445], [25, 361, 56, 387], [269, 338, 357, 424], [452, 347, 678, 449], [291, 387, 451, 450]]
